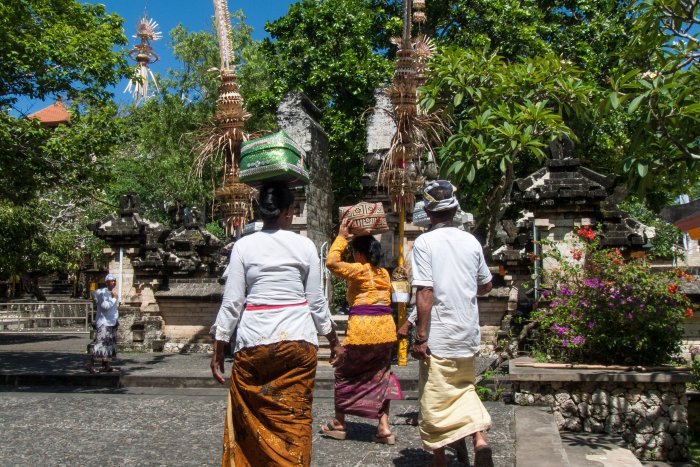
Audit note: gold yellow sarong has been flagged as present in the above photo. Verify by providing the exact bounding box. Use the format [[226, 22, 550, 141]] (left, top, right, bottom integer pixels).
[[222, 340, 317, 466], [418, 355, 492, 450]]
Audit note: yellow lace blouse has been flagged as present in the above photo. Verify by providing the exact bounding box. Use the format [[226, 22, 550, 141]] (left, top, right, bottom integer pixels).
[[326, 236, 396, 346]]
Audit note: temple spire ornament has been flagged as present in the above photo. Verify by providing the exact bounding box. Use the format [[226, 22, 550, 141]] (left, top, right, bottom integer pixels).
[[379, 0, 441, 213], [379, 0, 444, 366], [124, 14, 162, 104], [195, 0, 254, 236]]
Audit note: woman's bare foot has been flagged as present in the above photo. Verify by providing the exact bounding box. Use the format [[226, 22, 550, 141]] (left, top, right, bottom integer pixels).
[[377, 412, 392, 438], [473, 431, 494, 467], [324, 418, 345, 431]]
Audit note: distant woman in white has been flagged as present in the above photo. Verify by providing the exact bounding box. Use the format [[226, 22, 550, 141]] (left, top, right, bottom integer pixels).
[[87, 274, 119, 373]]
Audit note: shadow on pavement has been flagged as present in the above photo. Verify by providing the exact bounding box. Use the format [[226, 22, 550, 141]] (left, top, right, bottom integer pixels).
[[0, 351, 183, 375], [0, 333, 85, 345], [392, 447, 442, 466], [0, 351, 89, 374]]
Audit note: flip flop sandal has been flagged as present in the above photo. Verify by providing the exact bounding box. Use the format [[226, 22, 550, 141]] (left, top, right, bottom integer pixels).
[[373, 433, 396, 445], [85, 364, 98, 374], [320, 422, 347, 440], [474, 444, 494, 467]]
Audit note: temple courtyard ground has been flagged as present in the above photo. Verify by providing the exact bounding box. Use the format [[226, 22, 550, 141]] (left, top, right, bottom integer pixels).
[[0, 333, 691, 466]]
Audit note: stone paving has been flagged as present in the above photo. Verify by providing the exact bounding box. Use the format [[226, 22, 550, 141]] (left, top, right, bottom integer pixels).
[[0, 333, 513, 466], [0, 333, 493, 393], [0, 387, 515, 467]]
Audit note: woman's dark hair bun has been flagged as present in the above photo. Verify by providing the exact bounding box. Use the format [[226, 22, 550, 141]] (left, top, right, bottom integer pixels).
[[258, 182, 295, 221], [351, 235, 383, 267]]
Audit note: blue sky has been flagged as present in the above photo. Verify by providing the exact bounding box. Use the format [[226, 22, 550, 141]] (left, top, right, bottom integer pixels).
[[15, 0, 296, 115]]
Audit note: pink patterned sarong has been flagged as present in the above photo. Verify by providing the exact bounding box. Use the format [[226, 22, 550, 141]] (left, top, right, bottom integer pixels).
[[334, 342, 403, 419]]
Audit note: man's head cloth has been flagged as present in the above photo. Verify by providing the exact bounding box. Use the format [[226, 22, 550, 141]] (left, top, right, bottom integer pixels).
[[423, 180, 459, 212]]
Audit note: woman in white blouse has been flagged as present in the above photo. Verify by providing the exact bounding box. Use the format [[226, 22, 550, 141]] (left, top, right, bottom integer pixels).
[[210, 182, 344, 467]]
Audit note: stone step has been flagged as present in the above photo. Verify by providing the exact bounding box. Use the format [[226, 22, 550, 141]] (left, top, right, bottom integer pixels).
[[515, 406, 570, 467], [559, 432, 643, 467], [515, 406, 647, 467], [37, 281, 71, 292], [331, 314, 348, 333]]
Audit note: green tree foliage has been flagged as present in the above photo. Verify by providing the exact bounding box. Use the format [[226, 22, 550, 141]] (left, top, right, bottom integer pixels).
[[111, 12, 265, 224], [1, 105, 121, 205], [0, 0, 128, 281], [257, 0, 396, 204], [0, 0, 128, 107], [417, 0, 696, 239], [112, 93, 213, 224], [421, 0, 636, 83], [608, 0, 699, 204], [421, 46, 595, 244]]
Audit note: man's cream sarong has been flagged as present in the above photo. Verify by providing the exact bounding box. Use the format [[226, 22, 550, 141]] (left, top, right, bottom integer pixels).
[[418, 355, 492, 450]]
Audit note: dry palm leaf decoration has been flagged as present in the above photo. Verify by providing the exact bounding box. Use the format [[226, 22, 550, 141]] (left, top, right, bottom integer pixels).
[[377, 1, 448, 212], [125, 15, 162, 104], [194, 0, 256, 236]]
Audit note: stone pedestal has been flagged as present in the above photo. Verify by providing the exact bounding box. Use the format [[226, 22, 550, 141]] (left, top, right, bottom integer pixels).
[[510, 357, 692, 462], [116, 305, 164, 352], [478, 287, 512, 354], [154, 279, 222, 353]]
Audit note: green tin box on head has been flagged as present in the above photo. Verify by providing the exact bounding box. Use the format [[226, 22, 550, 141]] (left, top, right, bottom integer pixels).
[[239, 131, 310, 186]]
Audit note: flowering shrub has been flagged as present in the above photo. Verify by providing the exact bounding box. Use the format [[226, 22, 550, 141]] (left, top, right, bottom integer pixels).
[[532, 226, 694, 366]]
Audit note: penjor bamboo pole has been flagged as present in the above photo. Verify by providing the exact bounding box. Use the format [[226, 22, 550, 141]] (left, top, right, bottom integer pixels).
[[397, 205, 407, 366]]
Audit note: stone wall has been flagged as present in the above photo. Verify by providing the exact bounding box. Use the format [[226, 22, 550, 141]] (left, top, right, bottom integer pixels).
[[154, 279, 222, 352], [513, 381, 689, 461], [478, 288, 514, 354], [510, 358, 692, 462], [116, 305, 164, 352], [277, 92, 334, 251]]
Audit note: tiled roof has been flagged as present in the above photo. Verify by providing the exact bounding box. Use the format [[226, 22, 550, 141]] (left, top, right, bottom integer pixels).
[[27, 101, 70, 126]]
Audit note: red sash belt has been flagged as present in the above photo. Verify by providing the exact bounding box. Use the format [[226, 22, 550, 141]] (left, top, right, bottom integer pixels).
[[245, 301, 308, 311]]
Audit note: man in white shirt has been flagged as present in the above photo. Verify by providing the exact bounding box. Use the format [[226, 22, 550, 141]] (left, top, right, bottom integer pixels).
[[87, 274, 119, 373], [411, 181, 494, 467]]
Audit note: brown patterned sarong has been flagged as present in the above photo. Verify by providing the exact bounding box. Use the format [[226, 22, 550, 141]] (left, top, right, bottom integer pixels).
[[222, 340, 317, 467], [334, 343, 403, 419]]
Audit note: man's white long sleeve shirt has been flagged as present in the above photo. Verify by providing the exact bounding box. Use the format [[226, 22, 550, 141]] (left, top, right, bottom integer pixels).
[[94, 287, 118, 327]]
